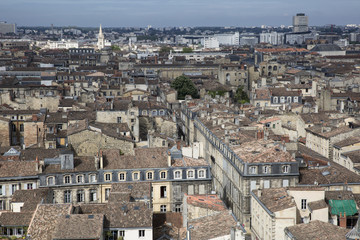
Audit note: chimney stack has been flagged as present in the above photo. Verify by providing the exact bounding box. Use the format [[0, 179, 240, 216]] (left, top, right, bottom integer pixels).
[[339, 212, 347, 228], [167, 152, 172, 167], [177, 141, 181, 151], [99, 150, 104, 169]]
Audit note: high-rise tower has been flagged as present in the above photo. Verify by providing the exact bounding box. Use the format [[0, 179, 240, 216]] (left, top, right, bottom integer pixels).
[[293, 13, 309, 33]]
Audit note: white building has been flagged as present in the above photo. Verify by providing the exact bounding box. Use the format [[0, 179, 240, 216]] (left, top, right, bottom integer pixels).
[[45, 40, 79, 49], [0, 21, 17, 34], [214, 32, 240, 45], [202, 37, 219, 49], [260, 32, 285, 45]]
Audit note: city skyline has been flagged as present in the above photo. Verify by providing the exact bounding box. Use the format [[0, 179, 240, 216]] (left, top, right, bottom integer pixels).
[[1, 0, 360, 28]]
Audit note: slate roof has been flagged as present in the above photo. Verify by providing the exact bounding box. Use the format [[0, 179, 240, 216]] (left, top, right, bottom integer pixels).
[[42, 156, 97, 174], [253, 188, 296, 213], [111, 182, 151, 201], [0, 161, 38, 178], [311, 44, 343, 52], [299, 162, 360, 185], [308, 199, 328, 211], [27, 204, 73, 240], [52, 214, 104, 240], [285, 220, 348, 240], [0, 212, 34, 227], [103, 147, 168, 170], [11, 189, 52, 212], [342, 150, 360, 163]]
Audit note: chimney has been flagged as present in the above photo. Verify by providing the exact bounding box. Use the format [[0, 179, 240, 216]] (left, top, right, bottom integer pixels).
[[35, 156, 39, 172], [177, 141, 181, 151], [257, 189, 262, 197], [95, 152, 100, 170], [32, 114, 38, 122], [99, 150, 104, 169], [167, 152, 172, 167], [339, 212, 347, 228]]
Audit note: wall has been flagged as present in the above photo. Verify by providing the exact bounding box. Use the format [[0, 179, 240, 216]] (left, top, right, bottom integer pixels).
[[68, 129, 134, 156]]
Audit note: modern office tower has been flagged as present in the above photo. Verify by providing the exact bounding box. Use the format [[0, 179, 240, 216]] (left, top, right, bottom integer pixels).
[[0, 21, 17, 34], [293, 13, 309, 33]]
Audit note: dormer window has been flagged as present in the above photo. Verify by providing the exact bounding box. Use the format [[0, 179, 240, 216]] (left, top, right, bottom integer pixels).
[[249, 166, 257, 174], [104, 173, 112, 182], [90, 174, 97, 183], [147, 171, 153, 180], [263, 166, 270, 174], [119, 172, 126, 181], [294, 97, 298, 103], [174, 170, 182, 179], [76, 175, 84, 183], [160, 171, 167, 179], [273, 97, 278, 103], [47, 176, 55, 186], [187, 170, 195, 179], [198, 169, 206, 178], [282, 165, 290, 173], [133, 171, 140, 181], [64, 175, 71, 184]]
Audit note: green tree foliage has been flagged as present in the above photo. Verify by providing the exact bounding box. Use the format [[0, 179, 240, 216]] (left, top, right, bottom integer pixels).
[[159, 46, 173, 54], [182, 47, 193, 53], [110, 45, 121, 51], [233, 86, 250, 104], [171, 75, 199, 100]]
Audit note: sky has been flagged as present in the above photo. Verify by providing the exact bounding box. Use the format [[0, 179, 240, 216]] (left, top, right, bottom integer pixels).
[[1, 0, 360, 27]]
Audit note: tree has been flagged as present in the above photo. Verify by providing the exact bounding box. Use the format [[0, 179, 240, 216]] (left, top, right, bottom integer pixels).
[[171, 75, 199, 100], [111, 45, 121, 51], [233, 86, 250, 104], [182, 47, 193, 53], [159, 46, 173, 54]]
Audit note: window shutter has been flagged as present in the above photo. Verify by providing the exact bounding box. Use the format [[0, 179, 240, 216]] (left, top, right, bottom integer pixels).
[[24, 184, 27, 190], [1, 185, 4, 196], [9, 185, 12, 195], [33, 183, 36, 189]]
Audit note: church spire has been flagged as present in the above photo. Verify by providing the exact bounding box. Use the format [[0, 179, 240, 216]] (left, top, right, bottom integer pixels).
[[97, 24, 105, 50]]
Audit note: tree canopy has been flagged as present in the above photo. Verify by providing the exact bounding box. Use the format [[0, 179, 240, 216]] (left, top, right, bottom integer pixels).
[[159, 46, 173, 54], [171, 75, 199, 100], [182, 47, 193, 53], [233, 86, 250, 104]]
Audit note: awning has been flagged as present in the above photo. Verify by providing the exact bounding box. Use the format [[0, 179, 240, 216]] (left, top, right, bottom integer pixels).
[[329, 199, 358, 216]]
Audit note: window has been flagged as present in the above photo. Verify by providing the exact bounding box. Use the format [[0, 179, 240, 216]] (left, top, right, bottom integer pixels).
[[64, 175, 71, 184], [0, 185, 2, 195], [77, 190, 84, 202], [160, 171, 167, 179], [287, 96, 292, 103], [47, 176, 54, 186], [280, 97, 285, 103], [90, 174, 97, 183], [283, 179, 289, 187], [249, 166, 257, 174], [174, 170, 181, 179], [105, 188, 110, 201], [139, 230, 145, 237], [294, 96, 298, 103], [11, 184, 17, 195], [90, 189, 97, 202], [119, 172, 126, 181], [77, 175, 84, 183], [264, 180, 270, 189], [20, 124, 24, 132], [273, 97, 278, 103], [160, 186, 167, 198], [175, 204, 181, 212], [131, 112, 134, 116], [282, 165, 290, 173], [142, 110, 147, 115], [250, 181, 257, 191], [159, 110, 164, 115], [152, 110, 157, 116], [117, 117, 122, 123], [64, 190, 71, 203], [27, 183, 33, 190], [301, 199, 307, 210], [263, 166, 270, 174], [188, 185, 194, 195], [160, 205, 167, 212], [147, 172, 153, 180], [133, 172, 140, 181], [131, 118, 135, 123], [187, 170, 194, 179], [104, 173, 112, 182], [119, 231, 125, 237]]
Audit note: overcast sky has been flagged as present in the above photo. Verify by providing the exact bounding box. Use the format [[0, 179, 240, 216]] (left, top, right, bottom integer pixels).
[[1, 0, 360, 27]]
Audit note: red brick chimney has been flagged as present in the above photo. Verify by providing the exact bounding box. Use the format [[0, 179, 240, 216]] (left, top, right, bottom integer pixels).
[[32, 114, 38, 121], [339, 212, 347, 228], [177, 141, 181, 150]]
